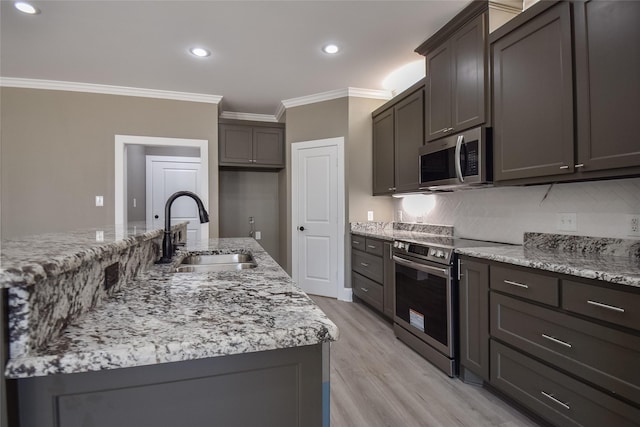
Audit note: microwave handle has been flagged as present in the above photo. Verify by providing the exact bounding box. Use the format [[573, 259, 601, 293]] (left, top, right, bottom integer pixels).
[[454, 135, 464, 183]]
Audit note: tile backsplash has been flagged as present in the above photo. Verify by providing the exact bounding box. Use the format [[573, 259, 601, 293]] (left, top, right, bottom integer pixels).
[[394, 177, 640, 244]]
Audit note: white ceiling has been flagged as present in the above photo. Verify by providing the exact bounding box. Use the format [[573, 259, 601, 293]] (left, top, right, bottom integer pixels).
[[0, 0, 472, 117]]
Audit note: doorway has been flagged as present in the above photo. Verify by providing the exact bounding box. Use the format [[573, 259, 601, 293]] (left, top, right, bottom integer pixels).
[[291, 137, 345, 299], [114, 135, 209, 239]]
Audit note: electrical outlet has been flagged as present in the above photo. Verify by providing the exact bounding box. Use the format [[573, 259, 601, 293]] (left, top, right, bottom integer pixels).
[[397, 210, 403, 222], [557, 213, 577, 231], [629, 214, 640, 236], [367, 211, 374, 221], [95, 195, 104, 207], [95, 230, 104, 242]]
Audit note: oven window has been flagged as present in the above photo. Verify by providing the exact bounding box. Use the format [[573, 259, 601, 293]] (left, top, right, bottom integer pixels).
[[395, 262, 448, 346]]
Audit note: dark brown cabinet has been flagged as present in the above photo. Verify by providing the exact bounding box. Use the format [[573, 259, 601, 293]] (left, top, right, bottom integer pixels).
[[574, 0, 640, 174], [382, 242, 394, 320], [491, 0, 640, 184], [491, 1, 574, 182], [351, 234, 393, 320], [219, 122, 284, 168], [372, 109, 395, 195], [372, 82, 424, 195], [424, 13, 488, 142], [458, 257, 489, 382]]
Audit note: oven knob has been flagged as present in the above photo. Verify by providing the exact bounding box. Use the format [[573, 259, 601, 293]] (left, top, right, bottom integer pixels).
[[429, 248, 436, 256], [393, 241, 398, 248], [436, 250, 444, 258]]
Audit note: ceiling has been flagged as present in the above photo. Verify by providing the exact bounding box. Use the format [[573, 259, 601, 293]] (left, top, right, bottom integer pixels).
[[0, 0, 472, 118]]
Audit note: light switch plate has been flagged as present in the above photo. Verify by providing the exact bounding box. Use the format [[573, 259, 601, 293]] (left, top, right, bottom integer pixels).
[[95, 195, 104, 207], [255, 231, 261, 240], [367, 211, 374, 221]]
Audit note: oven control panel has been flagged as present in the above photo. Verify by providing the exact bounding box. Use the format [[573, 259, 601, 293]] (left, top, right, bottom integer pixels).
[[393, 240, 451, 265]]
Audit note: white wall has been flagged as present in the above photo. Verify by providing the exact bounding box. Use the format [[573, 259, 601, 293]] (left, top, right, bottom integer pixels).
[[394, 177, 640, 244]]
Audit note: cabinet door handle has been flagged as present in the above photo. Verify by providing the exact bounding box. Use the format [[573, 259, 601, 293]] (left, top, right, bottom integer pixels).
[[367, 244, 376, 249], [352, 241, 360, 245], [559, 165, 570, 170], [360, 287, 369, 293], [360, 262, 369, 267], [504, 279, 529, 289], [574, 163, 584, 168], [542, 334, 572, 348], [540, 391, 571, 410], [587, 300, 625, 313], [388, 187, 396, 191]]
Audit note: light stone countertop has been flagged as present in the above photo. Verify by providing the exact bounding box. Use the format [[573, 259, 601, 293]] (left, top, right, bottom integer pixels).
[[456, 244, 640, 288], [5, 237, 339, 378]]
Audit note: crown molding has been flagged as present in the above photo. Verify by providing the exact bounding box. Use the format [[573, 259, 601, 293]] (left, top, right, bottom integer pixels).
[[281, 87, 392, 109], [275, 102, 287, 122], [0, 77, 223, 104], [219, 111, 278, 122]]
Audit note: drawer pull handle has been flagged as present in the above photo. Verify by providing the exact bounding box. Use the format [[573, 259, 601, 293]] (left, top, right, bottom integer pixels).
[[587, 300, 625, 313], [540, 391, 571, 410], [360, 262, 369, 267], [353, 241, 360, 245], [367, 245, 376, 249], [360, 287, 369, 293], [542, 334, 572, 348], [504, 280, 529, 289]]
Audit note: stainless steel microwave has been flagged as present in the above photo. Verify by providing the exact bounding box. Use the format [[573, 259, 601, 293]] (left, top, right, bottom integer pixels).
[[419, 127, 492, 191]]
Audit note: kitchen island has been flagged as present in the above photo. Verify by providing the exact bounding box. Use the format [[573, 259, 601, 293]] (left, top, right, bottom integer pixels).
[[1, 225, 338, 427]]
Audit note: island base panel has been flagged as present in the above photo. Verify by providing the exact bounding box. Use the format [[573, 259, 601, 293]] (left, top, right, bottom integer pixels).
[[15, 344, 324, 427]]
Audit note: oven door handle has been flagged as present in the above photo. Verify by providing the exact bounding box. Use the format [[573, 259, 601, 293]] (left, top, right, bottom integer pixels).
[[393, 255, 449, 278]]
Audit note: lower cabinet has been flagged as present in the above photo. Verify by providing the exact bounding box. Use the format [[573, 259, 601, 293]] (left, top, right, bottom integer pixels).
[[459, 256, 640, 426], [14, 344, 324, 427], [458, 257, 489, 382], [491, 340, 640, 427], [351, 234, 393, 320]]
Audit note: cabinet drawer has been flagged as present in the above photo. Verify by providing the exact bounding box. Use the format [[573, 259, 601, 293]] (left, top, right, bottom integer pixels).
[[351, 235, 366, 249], [491, 265, 559, 306], [364, 238, 384, 256], [352, 250, 383, 283], [491, 292, 640, 404], [562, 280, 640, 332], [352, 273, 383, 312], [491, 340, 640, 427]]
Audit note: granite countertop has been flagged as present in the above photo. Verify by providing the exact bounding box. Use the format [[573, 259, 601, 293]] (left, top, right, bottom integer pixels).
[[351, 223, 640, 289], [5, 237, 339, 378], [456, 233, 640, 289], [0, 222, 175, 289]]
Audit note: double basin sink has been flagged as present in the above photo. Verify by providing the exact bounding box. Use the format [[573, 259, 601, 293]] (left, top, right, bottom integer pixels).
[[174, 252, 257, 273]]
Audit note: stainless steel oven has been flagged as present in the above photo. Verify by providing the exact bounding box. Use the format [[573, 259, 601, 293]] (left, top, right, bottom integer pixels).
[[393, 240, 457, 377]]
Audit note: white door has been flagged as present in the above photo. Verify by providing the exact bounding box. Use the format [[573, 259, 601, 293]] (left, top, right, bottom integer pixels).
[[292, 138, 345, 298], [146, 156, 202, 243]]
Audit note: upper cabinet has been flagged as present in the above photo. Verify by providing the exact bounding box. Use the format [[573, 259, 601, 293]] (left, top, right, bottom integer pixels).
[[416, 3, 489, 143], [491, 0, 640, 184], [574, 0, 640, 173], [219, 121, 284, 168], [372, 81, 425, 195]]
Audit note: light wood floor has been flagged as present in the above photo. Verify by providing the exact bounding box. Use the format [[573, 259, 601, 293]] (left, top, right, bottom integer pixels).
[[312, 296, 542, 427]]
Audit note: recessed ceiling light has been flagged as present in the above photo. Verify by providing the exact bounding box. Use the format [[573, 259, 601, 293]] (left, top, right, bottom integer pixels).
[[15, 1, 39, 14], [189, 47, 211, 58], [322, 44, 339, 54]]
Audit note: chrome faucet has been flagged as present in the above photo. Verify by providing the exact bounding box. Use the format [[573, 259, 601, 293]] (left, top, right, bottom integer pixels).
[[158, 191, 209, 263]]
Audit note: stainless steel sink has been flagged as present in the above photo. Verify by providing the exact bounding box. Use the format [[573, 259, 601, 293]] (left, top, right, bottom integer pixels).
[[180, 253, 255, 265], [174, 252, 257, 273]]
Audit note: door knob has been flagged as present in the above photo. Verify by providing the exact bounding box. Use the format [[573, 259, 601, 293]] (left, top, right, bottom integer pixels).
[[154, 215, 159, 219], [298, 226, 305, 231]]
